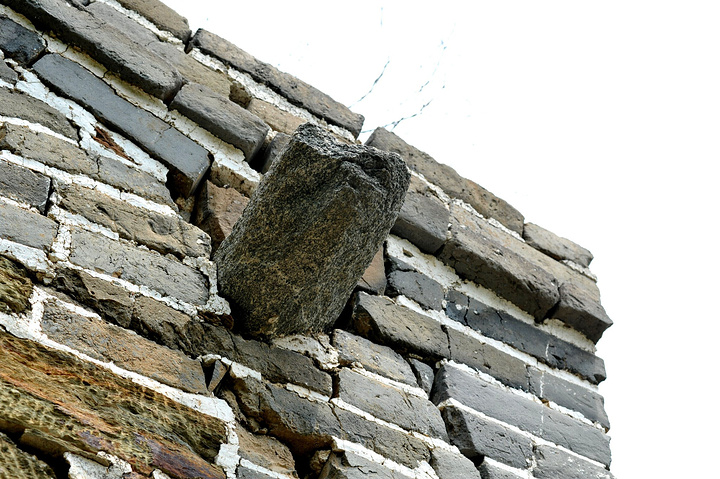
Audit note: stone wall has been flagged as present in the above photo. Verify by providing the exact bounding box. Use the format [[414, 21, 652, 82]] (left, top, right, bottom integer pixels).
[[0, 1, 615, 478]]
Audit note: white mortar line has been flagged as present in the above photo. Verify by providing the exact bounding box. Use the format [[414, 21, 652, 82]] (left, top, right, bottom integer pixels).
[[331, 437, 438, 479], [0, 238, 53, 279], [94, 0, 184, 45], [0, 114, 78, 144]]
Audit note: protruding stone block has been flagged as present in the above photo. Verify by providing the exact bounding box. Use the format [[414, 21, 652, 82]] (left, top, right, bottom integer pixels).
[[523, 222, 594, 267], [0, 87, 78, 140], [0, 16, 46, 65], [215, 123, 409, 338], [0, 159, 52, 212]]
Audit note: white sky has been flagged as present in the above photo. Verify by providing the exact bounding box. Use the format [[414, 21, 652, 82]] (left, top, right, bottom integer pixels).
[[163, 1, 720, 476]]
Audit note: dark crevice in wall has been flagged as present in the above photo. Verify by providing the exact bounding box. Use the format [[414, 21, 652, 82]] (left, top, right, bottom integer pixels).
[[0, 426, 70, 479]]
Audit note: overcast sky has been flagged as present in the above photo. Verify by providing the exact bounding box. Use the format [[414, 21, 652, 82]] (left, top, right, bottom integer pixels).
[[163, 1, 720, 477]]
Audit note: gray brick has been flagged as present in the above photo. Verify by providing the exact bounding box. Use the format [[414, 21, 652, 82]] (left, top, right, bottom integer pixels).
[[386, 269, 444, 311], [333, 329, 417, 386], [190, 29, 364, 137], [0, 57, 17, 84], [430, 448, 482, 479], [0, 87, 78, 140], [319, 451, 398, 479], [10, 0, 182, 100], [478, 462, 525, 479], [112, 0, 191, 41], [0, 201, 57, 251], [533, 445, 612, 479], [32, 54, 210, 196], [170, 82, 269, 160], [68, 229, 208, 305], [523, 222, 593, 268], [352, 292, 450, 360], [0, 16, 46, 65], [254, 131, 291, 174], [547, 340, 607, 385], [541, 404, 611, 466], [0, 159, 51, 211], [441, 404, 533, 469], [391, 174, 449, 254], [407, 358, 434, 395], [95, 155, 174, 207]]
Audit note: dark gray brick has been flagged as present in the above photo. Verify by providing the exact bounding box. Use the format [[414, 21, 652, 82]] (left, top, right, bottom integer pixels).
[[351, 292, 450, 360], [478, 462, 524, 479], [0, 87, 78, 140], [112, 0, 191, 41], [0, 159, 51, 211], [407, 358, 434, 395], [9, 0, 182, 100], [386, 269, 444, 311], [32, 54, 209, 196], [170, 82, 269, 160], [319, 451, 395, 479], [430, 448, 482, 479], [523, 222, 593, 268], [391, 174, 449, 254], [0, 201, 57, 251], [441, 404, 533, 469], [541, 404, 611, 466], [0, 16, 46, 65], [190, 29, 364, 137], [333, 329, 417, 386], [68, 229, 208, 305], [533, 445, 612, 479], [547, 336, 607, 385], [337, 368, 447, 439]]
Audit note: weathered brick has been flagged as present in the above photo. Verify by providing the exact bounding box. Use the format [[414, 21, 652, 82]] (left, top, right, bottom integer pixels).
[[56, 182, 210, 259], [0, 159, 51, 211], [194, 181, 249, 252], [357, 246, 386, 295], [441, 404, 533, 469], [0, 432, 56, 479], [430, 447, 483, 479], [337, 368, 446, 439], [407, 358, 434, 395], [366, 127, 524, 234], [386, 269, 444, 311], [68, 229, 208, 305], [94, 155, 175, 207], [319, 451, 397, 479], [0, 329, 226, 477], [254, 131, 291, 174], [523, 222, 593, 268], [246, 98, 305, 135], [10, 0, 182, 100], [234, 426, 297, 478], [131, 295, 194, 350], [170, 82, 269, 160], [333, 329, 417, 386], [351, 292, 450, 360], [540, 404, 611, 466], [391, 174, 449, 254], [0, 16, 46, 65], [112, 0, 191, 41], [41, 300, 208, 394], [533, 445, 613, 479], [0, 255, 33, 314], [0, 87, 78, 140], [32, 54, 209, 196], [0, 56, 17, 83], [478, 462, 525, 479], [0, 200, 57, 251], [190, 29, 364, 137]]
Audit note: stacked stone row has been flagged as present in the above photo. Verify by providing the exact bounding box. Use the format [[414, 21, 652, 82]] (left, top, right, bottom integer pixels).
[[0, 1, 614, 478]]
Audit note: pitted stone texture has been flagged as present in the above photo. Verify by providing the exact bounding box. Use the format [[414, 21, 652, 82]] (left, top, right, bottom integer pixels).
[[170, 82, 269, 160], [0, 88, 78, 140], [366, 127, 524, 234], [246, 98, 305, 135], [333, 329, 417, 386], [523, 222, 594, 268], [386, 269, 444, 311], [190, 29, 364, 137], [113, 0, 191, 41], [391, 174, 449, 254], [195, 181, 249, 253], [0, 159, 51, 212], [357, 247, 386, 295], [0, 15, 46, 65], [41, 300, 208, 394], [441, 405, 533, 469], [69, 229, 209, 305], [0, 201, 58, 252], [0, 431, 56, 479], [216, 123, 409, 338], [430, 447, 483, 479], [0, 329, 226, 477], [534, 445, 613, 479], [8, 0, 182, 100], [351, 292, 450, 360], [32, 54, 209, 197], [0, 255, 33, 313], [56, 182, 210, 259]]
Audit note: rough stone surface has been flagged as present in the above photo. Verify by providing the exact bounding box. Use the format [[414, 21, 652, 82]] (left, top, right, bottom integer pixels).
[[190, 29, 364, 137], [194, 180, 249, 253], [32, 54, 209, 196], [430, 447, 483, 479], [0, 159, 52, 212], [533, 445, 613, 479], [0, 88, 78, 140], [233, 426, 297, 477], [246, 98, 305, 135], [553, 279, 613, 343], [0, 57, 17, 83], [253, 131, 291, 174], [0, 255, 33, 313], [0, 329, 226, 477], [441, 405, 533, 469], [333, 329, 417, 386], [94, 155, 175, 207], [113, 0, 192, 41], [356, 247, 386, 295], [69, 229, 209, 305], [170, 82, 269, 160], [41, 300, 208, 394], [478, 462, 524, 479], [10, 0, 182, 100], [351, 292, 450, 360], [407, 358, 434, 395], [386, 269, 444, 311], [0, 431, 57, 479], [0, 201, 58, 252], [0, 15, 46, 65], [319, 451, 396, 479], [56, 182, 210, 259], [337, 368, 447, 438], [216, 123, 409, 338], [391, 174, 449, 254], [523, 222, 594, 268], [366, 127, 524, 234]]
